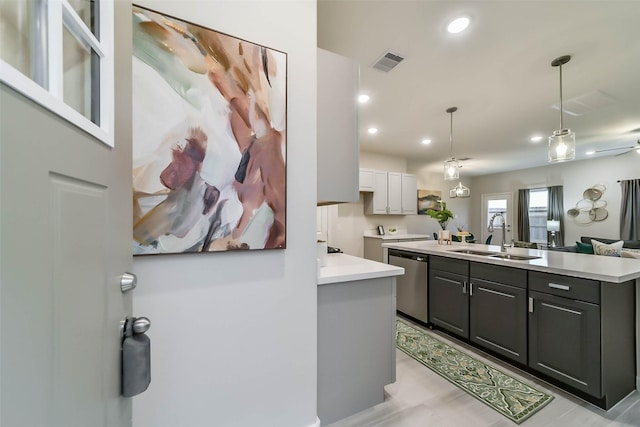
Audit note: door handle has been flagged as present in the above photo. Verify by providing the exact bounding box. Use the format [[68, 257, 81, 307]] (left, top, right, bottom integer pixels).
[[121, 316, 151, 397], [121, 272, 137, 293]]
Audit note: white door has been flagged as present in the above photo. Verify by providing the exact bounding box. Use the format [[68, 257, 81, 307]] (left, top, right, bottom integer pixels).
[[0, 9, 132, 427], [481, 192, 513, 246]]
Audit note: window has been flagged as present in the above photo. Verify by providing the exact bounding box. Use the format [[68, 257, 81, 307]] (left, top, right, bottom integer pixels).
[[0, 0, 113, 146], [528, 188, 548, 244]]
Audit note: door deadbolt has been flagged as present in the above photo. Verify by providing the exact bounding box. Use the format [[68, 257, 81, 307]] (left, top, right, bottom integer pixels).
[[121, 272, 137, 293]]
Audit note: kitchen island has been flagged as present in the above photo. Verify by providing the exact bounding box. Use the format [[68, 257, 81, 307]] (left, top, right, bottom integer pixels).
[[317, 253, 404, 425], [383, 240, 640, 410]]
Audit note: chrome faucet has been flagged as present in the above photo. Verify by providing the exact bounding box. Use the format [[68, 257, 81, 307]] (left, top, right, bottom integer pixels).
[[488, 212, 508, 252]]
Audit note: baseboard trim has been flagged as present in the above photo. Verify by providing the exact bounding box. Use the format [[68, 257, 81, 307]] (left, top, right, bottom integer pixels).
[[307, 416, 321, 427]]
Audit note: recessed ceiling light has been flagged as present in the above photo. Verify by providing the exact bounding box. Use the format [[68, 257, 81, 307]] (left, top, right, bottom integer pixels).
[[421, 138, 432, 145], [367, 127, 378, 134], [447, 17, 470, 34], [358, 94, 370, 103], [586, 150, 595, 155], [530, 136, 543, 143]]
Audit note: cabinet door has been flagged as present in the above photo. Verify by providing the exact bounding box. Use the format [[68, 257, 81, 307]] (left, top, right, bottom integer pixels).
[[387, 172, 402, 214], [359, 169, 375, 192], [317, 48, 359, 204], [528, 290, 601, 397], [469, 279, 527, 364], [428, 269, 469, 338], [371, 171, 389, 214], [400, 173, 417, 214]]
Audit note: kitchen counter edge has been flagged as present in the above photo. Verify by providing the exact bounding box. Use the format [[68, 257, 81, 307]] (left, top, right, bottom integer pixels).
[[318, 253, 404, 286], [383, 241, 640, 283]]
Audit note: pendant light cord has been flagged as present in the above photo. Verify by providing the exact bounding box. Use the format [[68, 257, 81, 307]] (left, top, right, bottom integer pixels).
[[559, 64, 564, 130], [449, 110, 454, 158]]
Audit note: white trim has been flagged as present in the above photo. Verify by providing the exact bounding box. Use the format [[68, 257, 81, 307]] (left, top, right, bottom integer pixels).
[[61, 1, 104, 57], [48, 0, 63, 98], [1, 60, 109, 144], [98, 0, 114, 148], [0, 0, 114, 147], [306, 416, 321, 427]]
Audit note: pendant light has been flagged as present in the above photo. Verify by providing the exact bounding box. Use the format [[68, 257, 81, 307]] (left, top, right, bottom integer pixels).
[[449, 181, 470, 198], [548, 55, 575, 162], [443, 107, 460, 180]]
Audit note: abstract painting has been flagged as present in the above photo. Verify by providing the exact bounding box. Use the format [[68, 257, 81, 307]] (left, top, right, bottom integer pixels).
[[132, 5, 287, 255], [417, 189, 442, 214]]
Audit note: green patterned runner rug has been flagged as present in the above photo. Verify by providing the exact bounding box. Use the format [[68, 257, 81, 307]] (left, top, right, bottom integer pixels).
[[396, 319, 553, 424]]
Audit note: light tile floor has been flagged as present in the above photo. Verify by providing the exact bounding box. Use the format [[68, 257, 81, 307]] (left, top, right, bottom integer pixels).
[[328, 318, 640, 427]]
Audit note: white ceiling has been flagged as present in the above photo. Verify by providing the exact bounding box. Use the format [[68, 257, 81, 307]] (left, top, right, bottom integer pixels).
[[318, 0, 640, 176]]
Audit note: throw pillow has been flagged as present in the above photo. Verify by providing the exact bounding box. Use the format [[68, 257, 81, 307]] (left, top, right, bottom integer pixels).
[[591, 239, 624, 257], [575, 241, 594, 254], [621, 249, 640, 259]]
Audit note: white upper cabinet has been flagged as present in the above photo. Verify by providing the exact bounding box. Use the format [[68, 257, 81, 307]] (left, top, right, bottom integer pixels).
[[401, 173, 417, 214], [317, 48, 359, 205], [359, 169, 376, 192], [387, 172, 402, 214], [363, 170, 417, 215]]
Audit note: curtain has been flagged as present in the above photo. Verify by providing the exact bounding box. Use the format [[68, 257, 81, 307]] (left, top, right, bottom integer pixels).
[[547, 185, 564, 247], [517, 189, 530, 242], [620, 179, 640, 240]]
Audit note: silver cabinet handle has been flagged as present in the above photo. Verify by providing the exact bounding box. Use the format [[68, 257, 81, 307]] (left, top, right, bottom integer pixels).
[[121, 272, 137, 293], [469, 282, 473, 296], [462, 281, 467, 294], [548, 282, 570, 291], [528, 297, 534, 313]]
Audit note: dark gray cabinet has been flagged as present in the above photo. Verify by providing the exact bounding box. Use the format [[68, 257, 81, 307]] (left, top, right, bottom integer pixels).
[[528, 271, 636, 409], [528, 289, 600, 396], [469, 263, 527, 364], [428, 255, 636, 410], [429, 257, 469, 338]]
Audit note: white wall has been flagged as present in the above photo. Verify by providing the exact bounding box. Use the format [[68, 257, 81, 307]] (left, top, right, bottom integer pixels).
[[334, 150, 639, 257], [327, 151, 474, 257], [132, 2, 318, 427], [470, 154, 639, 245], [326, 152, 409, 257]]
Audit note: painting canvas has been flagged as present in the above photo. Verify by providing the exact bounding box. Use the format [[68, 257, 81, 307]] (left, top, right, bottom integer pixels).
[[417, 189, 442, 214], [132, 5, 287, 255]]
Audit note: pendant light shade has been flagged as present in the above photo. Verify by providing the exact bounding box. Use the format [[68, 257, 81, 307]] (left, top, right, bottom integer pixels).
[[444, 107, 460, 180], [548, 55, 575, 163], [449, 181, 470, 198]]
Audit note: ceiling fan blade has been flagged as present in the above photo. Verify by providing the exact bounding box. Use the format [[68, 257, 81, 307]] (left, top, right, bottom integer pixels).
[[594, 141, 640, 154]]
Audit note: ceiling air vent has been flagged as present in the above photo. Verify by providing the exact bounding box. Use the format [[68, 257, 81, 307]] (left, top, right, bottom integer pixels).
[[372, 50, 405, 72]]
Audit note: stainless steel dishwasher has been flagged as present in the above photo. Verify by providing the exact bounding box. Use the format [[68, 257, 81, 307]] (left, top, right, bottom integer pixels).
[[388, 249, 428, 323]]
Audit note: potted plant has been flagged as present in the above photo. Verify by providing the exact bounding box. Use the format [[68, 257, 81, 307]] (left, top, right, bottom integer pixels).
[[426, 200, 454, 230]]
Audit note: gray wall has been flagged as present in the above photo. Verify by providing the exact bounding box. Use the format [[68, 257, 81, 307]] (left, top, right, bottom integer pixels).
[[331, 150, 638, 257], [469, 154, 639, 245], [131, 1, 319, 427]]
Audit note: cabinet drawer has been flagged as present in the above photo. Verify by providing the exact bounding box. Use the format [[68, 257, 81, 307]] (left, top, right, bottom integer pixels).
[[529, 271, 599, 304], [470, 262, 526, 289], [430, 256, 469, 275]]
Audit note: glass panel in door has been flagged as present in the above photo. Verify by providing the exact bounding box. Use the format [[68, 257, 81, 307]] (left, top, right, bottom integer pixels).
[[482, 192, 513, 246]]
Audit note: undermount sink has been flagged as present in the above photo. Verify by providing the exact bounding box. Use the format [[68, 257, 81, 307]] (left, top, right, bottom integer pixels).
[[448, 249, 541, 261], [488, 254, 541, 261], [449, 249, 495, 256]]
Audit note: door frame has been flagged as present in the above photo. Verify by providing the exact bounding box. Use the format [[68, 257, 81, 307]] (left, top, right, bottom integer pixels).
[[481, 192, 513, 245]]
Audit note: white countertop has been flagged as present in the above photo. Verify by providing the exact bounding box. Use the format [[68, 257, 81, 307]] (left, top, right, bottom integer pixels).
[[364, 233, 432, 241], [383, 240, 640, 283], [318, 253, 404, 286]]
